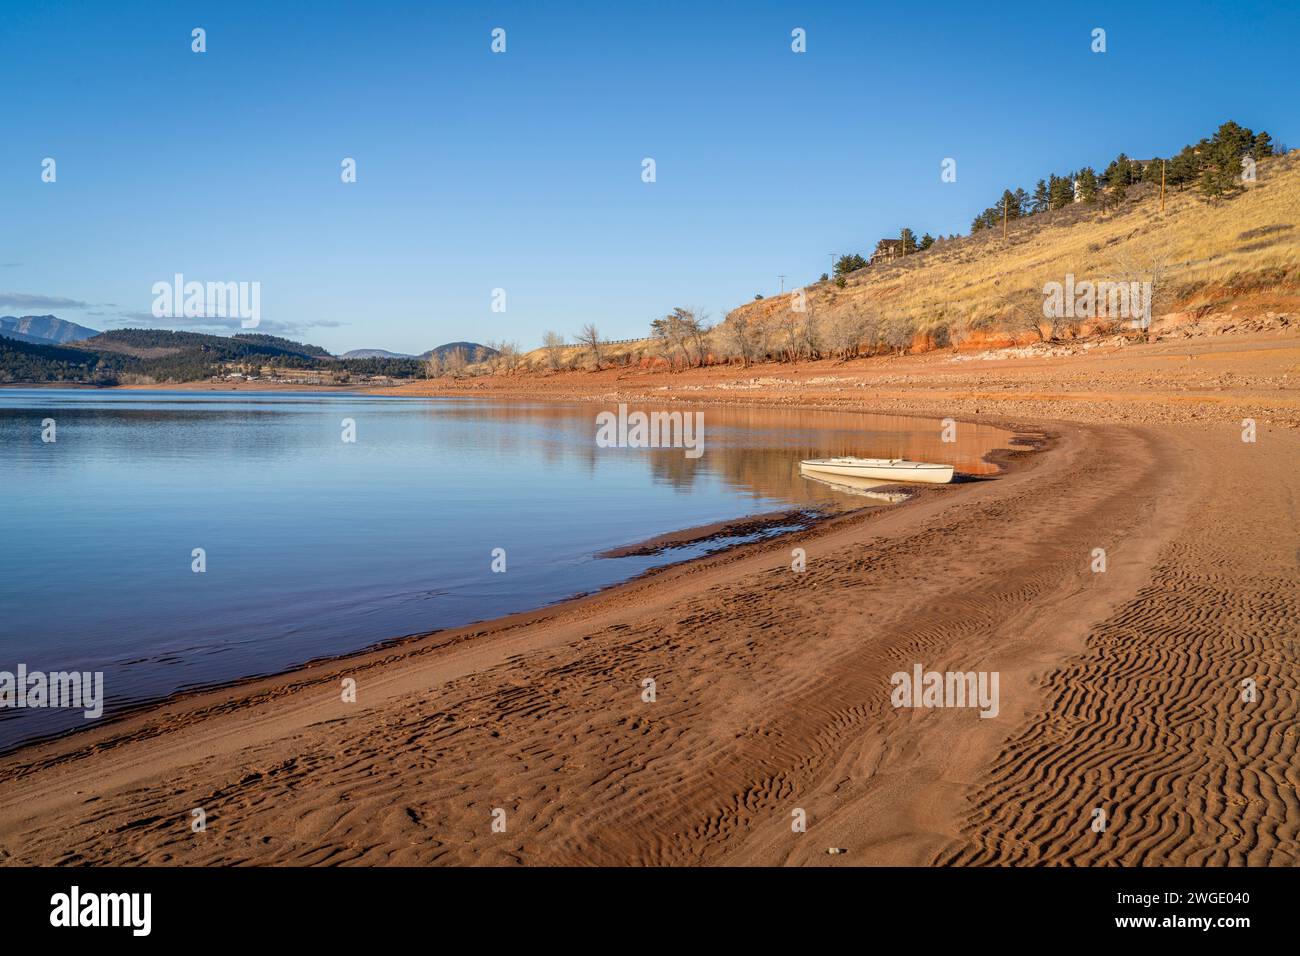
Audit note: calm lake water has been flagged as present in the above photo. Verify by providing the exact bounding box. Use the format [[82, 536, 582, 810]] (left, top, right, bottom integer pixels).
[[0, 389, 1012, 750]]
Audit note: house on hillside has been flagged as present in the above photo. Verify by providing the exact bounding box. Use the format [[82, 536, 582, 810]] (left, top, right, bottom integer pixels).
[[870, 238, 904, 264]]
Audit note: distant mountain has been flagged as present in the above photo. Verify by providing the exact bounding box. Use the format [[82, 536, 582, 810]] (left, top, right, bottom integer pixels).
[[0, 314, 101, 345], [340, 348, 414, 359], [420, 341, 497, 361], [341, 343, 498, 361], [0, 327, 51, 346]]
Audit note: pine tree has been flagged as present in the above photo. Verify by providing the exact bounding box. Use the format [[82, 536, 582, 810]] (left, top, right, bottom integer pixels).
[[1168, 147, 1198, 188], [918, 233, 935, 250], [1113, 153, 1132, 185], [1031, 179, 1049, 213], [1204, 139, 1242, 198], [1109, 176, 1128, 207], [995, 189, 1012, 221], [1212, 121, 1253, 160], [1076, 167, 1099, 202], [1013, 188, 1030, 217], [1048, 174, 1073, 210], [1198, 164, 1225, 201], [834, 253, 868, 277], [899, 228, 918, 254]]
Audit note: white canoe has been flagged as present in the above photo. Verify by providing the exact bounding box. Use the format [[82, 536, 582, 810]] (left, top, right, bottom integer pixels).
[[799, 457, 955, 484]]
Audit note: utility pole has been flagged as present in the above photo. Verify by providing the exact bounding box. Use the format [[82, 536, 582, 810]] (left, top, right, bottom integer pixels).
[[1002, 195, 1008, 239], [1160, 159, 1166, 214], [828, 253, 837, 281], [778, 274, 786, 294]]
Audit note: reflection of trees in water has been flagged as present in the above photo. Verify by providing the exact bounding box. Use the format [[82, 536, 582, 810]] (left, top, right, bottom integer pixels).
[[644, 449, 701, 491], [645, 445, 852, 505]]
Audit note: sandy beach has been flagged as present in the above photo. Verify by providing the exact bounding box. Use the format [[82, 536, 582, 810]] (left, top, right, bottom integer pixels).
[[0, 332, 1296, 866]]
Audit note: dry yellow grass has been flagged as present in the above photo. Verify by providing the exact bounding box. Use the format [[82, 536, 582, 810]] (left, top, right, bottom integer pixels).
[[728, 151, 1300, 337]]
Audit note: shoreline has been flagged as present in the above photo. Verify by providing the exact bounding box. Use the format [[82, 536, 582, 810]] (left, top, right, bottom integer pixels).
[[1, 336, 1296, 866]]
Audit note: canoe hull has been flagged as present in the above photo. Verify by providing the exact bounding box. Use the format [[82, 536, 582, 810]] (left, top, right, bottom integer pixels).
[[799, 458, 955, 484]]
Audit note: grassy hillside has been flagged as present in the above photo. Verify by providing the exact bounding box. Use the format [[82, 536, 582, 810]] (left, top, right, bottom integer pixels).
[[722, 151, 1299, 353]]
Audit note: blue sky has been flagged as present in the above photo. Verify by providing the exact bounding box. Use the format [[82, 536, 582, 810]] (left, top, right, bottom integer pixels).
[[2, 0, 1296, 355]]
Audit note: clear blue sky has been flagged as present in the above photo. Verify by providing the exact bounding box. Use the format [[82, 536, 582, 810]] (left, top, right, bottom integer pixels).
[[3, 0, 1296, 355]]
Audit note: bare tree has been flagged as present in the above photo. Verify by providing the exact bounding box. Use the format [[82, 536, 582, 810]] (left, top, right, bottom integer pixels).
[[860, 311, 882, 354], [1000, 290, 1048, 342], [542, 330, 565, 371], [719, 313, 759, 367], [424, 351, 444, 379], [823, 309, 872, 359], [797, 310, 820, 360], [685, 309, 713, 367], [777, 310, 802, 363], [753, 313, 775, 362], [882, 314, 916, 354], [650, 329, 677, 369], [1112, 250, 1174, 343], [498, 340, 521, 372], [650, 309, 691, 369], [480, 341, 505, 374], [443, 347, 468, 378], [576, 323, 604, 369]]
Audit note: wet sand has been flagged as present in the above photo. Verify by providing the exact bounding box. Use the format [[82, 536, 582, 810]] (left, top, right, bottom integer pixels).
[[1, 334, 1296, 865]]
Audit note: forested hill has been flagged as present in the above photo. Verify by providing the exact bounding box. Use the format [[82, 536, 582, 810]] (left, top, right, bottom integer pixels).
[[0, 336, 118, 384], [0, 328, 419, 385], [84, 329, 330, 359]]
